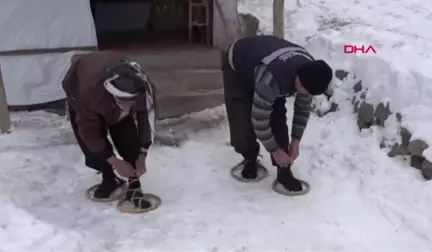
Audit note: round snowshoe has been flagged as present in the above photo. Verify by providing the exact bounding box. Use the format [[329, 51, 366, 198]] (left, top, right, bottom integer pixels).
[[230, 159, 269, 182], [85, 179, 127, 202], [271, 179, 310, 196]]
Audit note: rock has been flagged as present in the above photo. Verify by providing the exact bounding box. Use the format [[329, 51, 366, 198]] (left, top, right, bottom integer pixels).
[[317, 102, 339, 117], [400, 127, 412, 146], [335, 69, 349, 81], [360, 92, 367, 100], [385, 102, 390, 113], [388, 143, 410, 157], [422, 160, 432, 180], [236, 13, 260, 38], [353, 81, 363, 93], [357, 102, 374, 129], [380, 139, 386, 149], [374, 102, 391, 127], [329, 102, 339, 112], [410, 155, 425, 169], [353, 100, 360, 113], [407, 139, 429, 157], [396, 112, 402, 122]]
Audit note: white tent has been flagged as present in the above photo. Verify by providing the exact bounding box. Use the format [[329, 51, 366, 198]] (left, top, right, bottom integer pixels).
[[0, 0, 97, 105]]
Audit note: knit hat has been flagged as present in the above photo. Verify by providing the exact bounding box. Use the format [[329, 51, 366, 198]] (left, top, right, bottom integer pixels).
[[103, 59, 149, 99], [297, 60, 333, 95]]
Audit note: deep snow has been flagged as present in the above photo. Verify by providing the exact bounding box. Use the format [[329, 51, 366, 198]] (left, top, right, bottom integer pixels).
[[1, 105, 431, 251], [1, 0, 432, 251]]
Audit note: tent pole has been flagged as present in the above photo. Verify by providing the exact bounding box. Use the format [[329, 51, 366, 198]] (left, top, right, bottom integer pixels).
[[273, 0, 285, 38], [0, 65, 11, 134]]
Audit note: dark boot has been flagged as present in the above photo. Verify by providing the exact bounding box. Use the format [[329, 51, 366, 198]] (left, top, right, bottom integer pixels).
[[277, 166, 302, 192], [93, 172, 125, 199], [126, 177, 151, 209], [241, 159, 258, 179]]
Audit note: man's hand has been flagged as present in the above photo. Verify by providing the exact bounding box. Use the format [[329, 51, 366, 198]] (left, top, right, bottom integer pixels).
[[107, 156, 135, 177], [288, 138, 300, 164], [134, 154, 147, 177], [271, 149, 292, 167]]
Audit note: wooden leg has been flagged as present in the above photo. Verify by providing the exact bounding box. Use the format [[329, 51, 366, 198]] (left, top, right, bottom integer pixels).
[[188, 25, 192, 44], [206, 5, 210, 46], [188, 5, 192, 44]]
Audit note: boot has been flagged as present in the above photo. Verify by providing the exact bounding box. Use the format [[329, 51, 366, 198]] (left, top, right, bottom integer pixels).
[[277, 166, 302, 192], [125, 177, 151, 209], [241, 159, 258, 179], [93, 173, 125, 199]]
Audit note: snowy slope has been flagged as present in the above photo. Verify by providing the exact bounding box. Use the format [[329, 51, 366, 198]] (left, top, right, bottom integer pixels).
[[239, 0, 432, 146], [0, 0, 432, 251]]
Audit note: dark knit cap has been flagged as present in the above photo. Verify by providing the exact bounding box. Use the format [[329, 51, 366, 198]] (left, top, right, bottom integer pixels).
[[297, 60, 333, 95]]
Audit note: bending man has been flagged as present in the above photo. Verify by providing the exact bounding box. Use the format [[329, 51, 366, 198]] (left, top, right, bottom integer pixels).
[[223, 35, 333, 192]]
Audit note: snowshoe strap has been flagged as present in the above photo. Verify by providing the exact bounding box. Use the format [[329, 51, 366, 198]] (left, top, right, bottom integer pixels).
[[126, 178, 150, 209]]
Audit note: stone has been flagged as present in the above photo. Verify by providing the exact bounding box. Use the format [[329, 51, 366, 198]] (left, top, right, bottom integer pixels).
[[400, 127, 412, 146], [353, 81, 363, 93], [357, 102, 374, 129], [360, 92, 367, 100], [353, 100, 360, 113], [396, 112, 403, 123], [329, 102, 339, 112], [380, 139, 386, 149], [385, 102, 391, 113], [236, 13, 260, 38], [410, 155, 425, 169], [388, 143, 409, 157], [374, 102, 391, 127], [407, 139, 429, 157], [335, 69, 349, 81], [318, 102, 339, 117], [421, 160, 432, 180]]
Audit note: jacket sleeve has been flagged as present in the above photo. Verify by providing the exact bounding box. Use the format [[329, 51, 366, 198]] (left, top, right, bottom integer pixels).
[[252, 63, 281, 153], [291, 93, 312, 140], [75, 104, 114, 161], [135, 82, 156, 156]]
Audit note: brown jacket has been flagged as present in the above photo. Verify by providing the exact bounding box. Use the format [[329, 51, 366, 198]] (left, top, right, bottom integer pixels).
[[62, 51, 155, 160]]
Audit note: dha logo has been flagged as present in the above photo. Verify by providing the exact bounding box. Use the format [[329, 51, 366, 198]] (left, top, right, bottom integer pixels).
[[344, 45, 377, 54]]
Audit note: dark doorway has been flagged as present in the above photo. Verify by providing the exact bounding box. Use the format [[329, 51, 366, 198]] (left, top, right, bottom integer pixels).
[[90, 0, 213, 50]]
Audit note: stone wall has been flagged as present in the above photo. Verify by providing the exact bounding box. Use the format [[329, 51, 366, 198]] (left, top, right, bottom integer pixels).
[[329, 69, 432, 181]]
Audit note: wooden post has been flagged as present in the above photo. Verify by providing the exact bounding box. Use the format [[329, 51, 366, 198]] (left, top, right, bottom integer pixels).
[[214, 0, 234, 51], [273, 0, 285, 38], [0, 65, 11, 133]]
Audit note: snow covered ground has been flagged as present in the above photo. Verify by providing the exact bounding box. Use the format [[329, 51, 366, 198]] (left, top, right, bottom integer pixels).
[[1, 0, 432, 251]]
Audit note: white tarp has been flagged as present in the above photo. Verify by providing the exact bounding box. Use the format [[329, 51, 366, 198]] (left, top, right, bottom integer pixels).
[[0, 0, 96, 105], [0, 0, 97, 51], [0, 52, 85, 106]]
